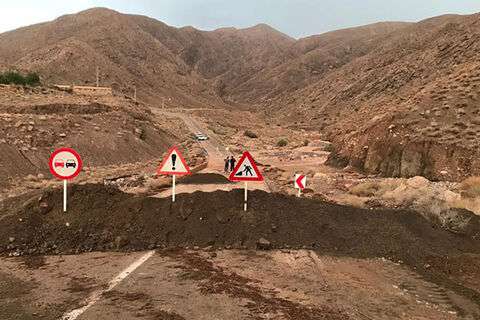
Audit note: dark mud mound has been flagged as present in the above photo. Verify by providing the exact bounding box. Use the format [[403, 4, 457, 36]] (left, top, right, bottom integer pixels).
[[181, 173, 233, 185], [3, 184, 480, 307], [1, 184, 479, 262]]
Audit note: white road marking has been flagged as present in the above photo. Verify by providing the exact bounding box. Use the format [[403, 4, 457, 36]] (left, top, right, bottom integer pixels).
[[61, 250, 156, 320]]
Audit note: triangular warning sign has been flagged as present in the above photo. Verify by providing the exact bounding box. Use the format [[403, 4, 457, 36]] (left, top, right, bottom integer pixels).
[[229, 151, 264, 182], [157, 146, 191, 176]]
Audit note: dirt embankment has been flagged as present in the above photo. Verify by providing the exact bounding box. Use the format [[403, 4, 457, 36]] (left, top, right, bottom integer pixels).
[[326, 119, 480, 181], [0, 86, 183, 188], [2, 184, 480, 309], [0, 183, 478, 258]]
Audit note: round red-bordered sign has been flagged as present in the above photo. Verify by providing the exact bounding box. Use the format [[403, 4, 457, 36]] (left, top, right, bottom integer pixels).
[[49, 148, 83, 180]]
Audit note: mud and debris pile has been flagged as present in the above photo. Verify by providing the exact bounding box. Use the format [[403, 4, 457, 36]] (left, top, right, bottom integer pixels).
[[1, 184, 479, 263], [180, 173, 234, 185]]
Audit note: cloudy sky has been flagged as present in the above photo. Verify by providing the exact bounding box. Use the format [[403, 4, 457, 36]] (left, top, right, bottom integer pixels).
[[1, 0, 480, 38]]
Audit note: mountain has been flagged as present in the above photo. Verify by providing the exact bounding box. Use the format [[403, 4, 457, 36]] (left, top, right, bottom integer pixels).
[[0, 8, 405, 107], [1, 8, 479, 180], [266, 13, 480, 180], [0, 8, 295, 107]]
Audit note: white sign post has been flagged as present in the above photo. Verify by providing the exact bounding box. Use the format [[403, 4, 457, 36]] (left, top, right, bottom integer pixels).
[[172, 174, 176, 202], [244, 182, 248, 211], [157, 146, 191, 202], [63, 180, 67, 212]]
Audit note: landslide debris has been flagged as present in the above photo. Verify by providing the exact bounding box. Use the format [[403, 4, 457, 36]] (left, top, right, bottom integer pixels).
[[2, 183, 480, 307], [1, 184, 479, 262]]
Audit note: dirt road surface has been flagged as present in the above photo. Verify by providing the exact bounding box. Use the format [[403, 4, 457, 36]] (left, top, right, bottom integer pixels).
[[1, 108, 478, 319], [152, 108, 270, 197], [0, 249, 470, 320], [1, 182, 480, 319]]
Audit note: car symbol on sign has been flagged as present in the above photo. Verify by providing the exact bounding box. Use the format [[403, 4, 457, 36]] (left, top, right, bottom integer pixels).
[[65, 160, 77, 168], [54, 160, 64, 168]]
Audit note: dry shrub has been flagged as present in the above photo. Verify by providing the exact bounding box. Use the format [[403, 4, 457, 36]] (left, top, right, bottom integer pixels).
[[348, 177, 480, 217], [244, 130, 258, 138], [450, 198, 480, 215], [276, 138, 288, 147], [349, 178, 456, 215], [334, 193, 368, 207], [349, 181, 382, 197], [459, 177, 480, 198], [349, 180, 398, 197]]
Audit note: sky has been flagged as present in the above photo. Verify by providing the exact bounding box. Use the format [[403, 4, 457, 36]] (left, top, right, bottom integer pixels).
[[1, 0, 480, 38]]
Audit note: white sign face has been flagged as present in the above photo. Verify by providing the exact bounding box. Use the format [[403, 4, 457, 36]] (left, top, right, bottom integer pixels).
[[294, 174, 307, 190], [157, 147, 191, 175], [233, 157, 258, 179], [229, 151, 263, 182], [49, 148, 82, 180]]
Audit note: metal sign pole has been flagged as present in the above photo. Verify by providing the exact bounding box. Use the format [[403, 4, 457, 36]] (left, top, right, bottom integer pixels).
[[244, 181, 248, 211], [63, 180, 67, 212], [172, 175, 176, 202], [297, 188, 302, 198]]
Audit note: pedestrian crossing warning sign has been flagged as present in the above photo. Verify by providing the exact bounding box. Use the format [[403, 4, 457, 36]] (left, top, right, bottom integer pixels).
[[229, 151, 263, 182]]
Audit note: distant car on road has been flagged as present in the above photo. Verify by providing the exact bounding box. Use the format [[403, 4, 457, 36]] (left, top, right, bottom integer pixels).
[[65, 160, 77, 168], [194, 132, 208, 141]]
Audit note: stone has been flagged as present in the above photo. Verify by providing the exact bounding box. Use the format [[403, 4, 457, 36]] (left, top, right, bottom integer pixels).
[[38, 202, 52, 215], [115, 236, 129, 249], [406, 176, 430, 189], [256, 237, 272, 250]]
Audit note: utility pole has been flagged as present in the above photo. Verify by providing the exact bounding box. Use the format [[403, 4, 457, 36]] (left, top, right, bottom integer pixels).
[[96, 66, 99, 87]]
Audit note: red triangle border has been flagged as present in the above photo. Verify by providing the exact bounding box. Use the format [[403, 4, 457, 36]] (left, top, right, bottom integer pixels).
[[229, 151, 264, 182], [157, 146, 192, 176]]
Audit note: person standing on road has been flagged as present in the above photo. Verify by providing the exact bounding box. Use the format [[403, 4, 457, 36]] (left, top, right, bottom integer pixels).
[[230, 156, 236, 172], [224, 156, 230, 173]]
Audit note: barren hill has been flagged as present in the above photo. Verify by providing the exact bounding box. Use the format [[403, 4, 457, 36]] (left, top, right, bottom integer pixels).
[[0, 8, 297, 108], [1, 8, 479, 180], [0, 85, 183, 192], [0, 8, 406, 106], [267, 13, 480, 181]]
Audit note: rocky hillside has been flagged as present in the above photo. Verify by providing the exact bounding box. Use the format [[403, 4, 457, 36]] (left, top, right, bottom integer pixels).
[[0, 8, 297, 108], [0, 8, 407, 107], [0, 85, 180, 187], [1, 8, 479, 180], [266, 13, 480, 181]]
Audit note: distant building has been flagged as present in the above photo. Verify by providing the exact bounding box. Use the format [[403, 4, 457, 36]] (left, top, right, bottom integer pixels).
[[54, 85, 112, 96]]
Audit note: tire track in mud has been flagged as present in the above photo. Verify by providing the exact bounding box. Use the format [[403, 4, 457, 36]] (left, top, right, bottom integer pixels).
[[381, 261, 480, 318], [165, 249, 350, 320]]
